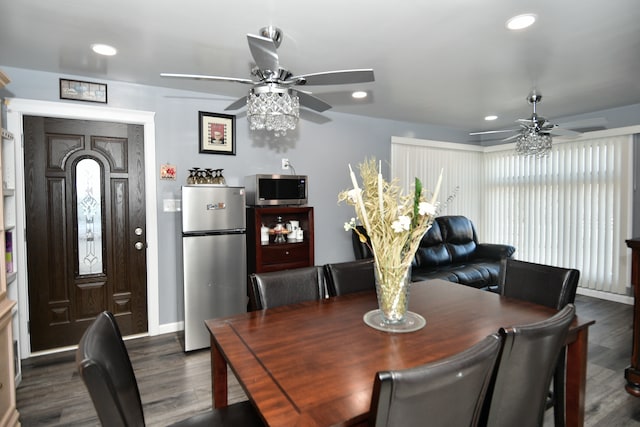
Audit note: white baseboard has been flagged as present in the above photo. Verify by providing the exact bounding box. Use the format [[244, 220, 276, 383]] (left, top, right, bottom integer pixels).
[[577, 287, 634, 305], [156, 321, 184, 335]]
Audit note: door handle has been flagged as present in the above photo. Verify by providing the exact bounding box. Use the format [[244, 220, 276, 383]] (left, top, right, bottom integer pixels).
[[135, 227, 143, 236], [135, 242, 145, 250]]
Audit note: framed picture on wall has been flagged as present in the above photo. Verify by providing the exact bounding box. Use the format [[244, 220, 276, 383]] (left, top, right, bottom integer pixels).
[[198, 111, 236, 155], [59, 78, 108, 103]]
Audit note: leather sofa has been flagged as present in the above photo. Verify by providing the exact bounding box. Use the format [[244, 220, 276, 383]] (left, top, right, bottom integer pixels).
[[352, 215, 516, 291]]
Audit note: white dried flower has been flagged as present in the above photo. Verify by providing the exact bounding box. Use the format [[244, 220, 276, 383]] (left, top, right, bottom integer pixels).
[[391, 215, 411, 233], [419, 202, 437, 216]]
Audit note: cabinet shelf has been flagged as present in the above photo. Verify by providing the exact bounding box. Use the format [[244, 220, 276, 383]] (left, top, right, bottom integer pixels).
[[0, 68, 21, 423], [247, 206, 314, 274]]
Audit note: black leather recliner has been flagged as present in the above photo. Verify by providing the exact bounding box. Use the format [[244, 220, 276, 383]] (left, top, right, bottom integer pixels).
[[352, 216, 516, 291]]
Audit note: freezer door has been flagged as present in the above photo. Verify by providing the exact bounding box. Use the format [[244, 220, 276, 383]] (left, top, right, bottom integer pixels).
[[183, 233, 247, 351], [182, 186, 246, 233]]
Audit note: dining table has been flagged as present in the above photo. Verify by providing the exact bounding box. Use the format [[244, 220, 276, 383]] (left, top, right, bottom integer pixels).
[[205, 279, 594, 427]]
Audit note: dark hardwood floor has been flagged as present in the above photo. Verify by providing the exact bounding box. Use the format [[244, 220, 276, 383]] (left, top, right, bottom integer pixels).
[[15, 294, 640, 426]]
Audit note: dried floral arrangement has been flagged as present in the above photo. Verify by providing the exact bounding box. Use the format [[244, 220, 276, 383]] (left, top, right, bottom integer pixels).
[[339, 158, 441, 321]]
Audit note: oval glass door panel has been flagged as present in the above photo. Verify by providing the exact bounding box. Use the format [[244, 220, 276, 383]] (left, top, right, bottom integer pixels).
[[76, 158, 104, 275]]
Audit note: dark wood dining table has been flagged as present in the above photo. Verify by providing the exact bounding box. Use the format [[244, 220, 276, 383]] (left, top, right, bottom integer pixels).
[[205, 279, 594, 427]]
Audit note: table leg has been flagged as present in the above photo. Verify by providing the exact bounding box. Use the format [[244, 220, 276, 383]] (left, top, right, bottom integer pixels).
[[211, 335, 228, 408], [565, 327, 589, 427]]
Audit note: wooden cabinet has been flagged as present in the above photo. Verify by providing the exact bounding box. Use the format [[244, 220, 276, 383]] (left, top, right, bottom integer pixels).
[[625, 237, 640, 396], [0, 68, 20, 426], [246, 206, 314, 273]]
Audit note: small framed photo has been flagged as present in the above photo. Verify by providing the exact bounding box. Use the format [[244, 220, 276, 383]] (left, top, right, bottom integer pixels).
[[198, 111, 236, 155], [59, 78, 107, 103]]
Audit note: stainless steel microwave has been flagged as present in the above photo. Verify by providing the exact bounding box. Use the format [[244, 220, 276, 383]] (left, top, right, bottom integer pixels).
[[245, 174, 308, 206]]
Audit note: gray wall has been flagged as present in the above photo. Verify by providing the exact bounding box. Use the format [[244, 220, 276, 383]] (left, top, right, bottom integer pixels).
[[0, 66, 471, 326]]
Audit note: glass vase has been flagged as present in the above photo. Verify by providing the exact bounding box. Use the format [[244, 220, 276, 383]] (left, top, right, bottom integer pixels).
[[363, 263, 426, 333], [375, 264, 412, 323]]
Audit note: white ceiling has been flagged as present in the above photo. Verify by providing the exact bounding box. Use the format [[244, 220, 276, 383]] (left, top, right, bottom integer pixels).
[[1, 0, 639, 140]]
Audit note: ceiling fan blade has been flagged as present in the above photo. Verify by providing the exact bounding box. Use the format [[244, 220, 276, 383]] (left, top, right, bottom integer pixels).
[[300, 109, 332, 124], [469, 129, 516, 136], [549, 127, 582, 138], [502, 133, 523, 142], [160, 73, 254, 85], [224, 96, 247, 111], [290, 69, 375, 86], [297, 91, 332, 112], [556, 117, 608, 131], [247, 34, 279, 73]]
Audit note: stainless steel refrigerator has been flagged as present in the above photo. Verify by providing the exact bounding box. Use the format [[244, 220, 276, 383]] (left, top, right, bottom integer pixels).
[[181, 185, 247, 351]]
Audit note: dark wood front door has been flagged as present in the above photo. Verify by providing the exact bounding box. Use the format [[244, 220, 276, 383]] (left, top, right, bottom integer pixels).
[[24, 116, 148, 351]]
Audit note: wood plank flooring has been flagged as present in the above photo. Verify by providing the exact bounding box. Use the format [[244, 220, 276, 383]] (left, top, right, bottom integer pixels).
[[15, 294, 640, 426]]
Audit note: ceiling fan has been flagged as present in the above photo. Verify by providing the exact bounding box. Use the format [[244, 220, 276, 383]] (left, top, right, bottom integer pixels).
[[470, 91, 587, 140], [470, 91, 606, 157], [161, 26, 374, 135]]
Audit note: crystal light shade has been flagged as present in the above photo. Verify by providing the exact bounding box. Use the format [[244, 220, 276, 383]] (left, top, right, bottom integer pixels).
[[515, 130, 552, 158], [247, 85, 300, 137]]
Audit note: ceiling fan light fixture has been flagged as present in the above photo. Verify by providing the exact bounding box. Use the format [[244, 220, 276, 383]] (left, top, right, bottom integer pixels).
[[506, 13, 537, 31], [515, 130, 552, 158], [352, 91, 367, 99], [247, 85, 300, 137], [484, 115, 498, 121]]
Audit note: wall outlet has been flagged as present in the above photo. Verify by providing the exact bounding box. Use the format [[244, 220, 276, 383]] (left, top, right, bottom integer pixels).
[[281, 158, 290, 170]]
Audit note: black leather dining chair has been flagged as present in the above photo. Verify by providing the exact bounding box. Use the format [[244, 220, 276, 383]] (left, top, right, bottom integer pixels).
[[76, 311, 263, 427], [482, 304, 576, 427], [324, 259, 375, 296], [248, 266, 327, 311], [352, 225, 374, 260], [369, 334, 502, 427], [499, 258, 580, 427]]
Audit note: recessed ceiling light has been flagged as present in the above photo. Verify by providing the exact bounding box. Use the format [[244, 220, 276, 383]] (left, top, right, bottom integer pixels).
[[506, 14, 537, 31], [484, 115, 498, 121], [91, 43, 117, 56], [352, 91, 367, 99]]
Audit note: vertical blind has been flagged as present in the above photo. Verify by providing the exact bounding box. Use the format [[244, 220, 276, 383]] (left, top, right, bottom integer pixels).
[[391, 138, 485, 229], [484, 136, 632, 294], [392, 135, 633, 295]]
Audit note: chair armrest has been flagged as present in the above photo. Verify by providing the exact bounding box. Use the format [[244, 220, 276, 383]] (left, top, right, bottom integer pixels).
[[474, 243, 516, 260]]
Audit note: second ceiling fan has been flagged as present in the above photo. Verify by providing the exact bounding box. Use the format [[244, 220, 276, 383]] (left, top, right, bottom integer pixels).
[[470, 91, 606, 157]]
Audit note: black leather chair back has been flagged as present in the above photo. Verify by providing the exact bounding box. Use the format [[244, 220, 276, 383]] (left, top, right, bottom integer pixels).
[[499, 258, 580, 309], [324, 259, 375, 296], [369, 334, 502, 427], [352, 225, 373, 259], [498, 258, 580, 427], [248, 266, 327, 311], [76, 311, 145, 426], [483, 304, 576, 427], [77, 312, 264, 427]]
